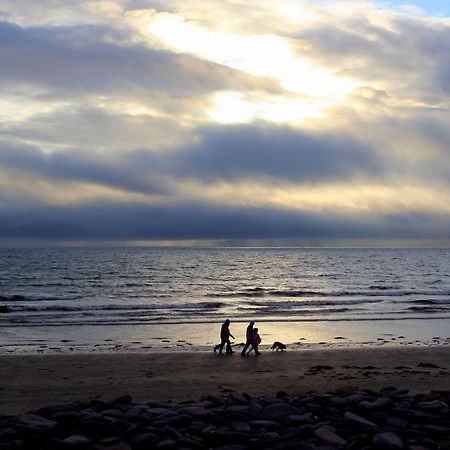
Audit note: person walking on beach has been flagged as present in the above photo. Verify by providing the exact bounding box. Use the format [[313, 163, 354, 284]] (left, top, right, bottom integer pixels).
[[247, 327, 262, 355], [214, 319, 235, 355], [241, 321, 255, 356]]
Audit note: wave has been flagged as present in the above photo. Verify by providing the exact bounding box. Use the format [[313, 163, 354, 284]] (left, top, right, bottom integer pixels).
[[1, 301, 226, 314], [408, 306, 450, 313], [209, 287, 450, 299], [408, 299, 450, 305], [2, 315, 450, 328]]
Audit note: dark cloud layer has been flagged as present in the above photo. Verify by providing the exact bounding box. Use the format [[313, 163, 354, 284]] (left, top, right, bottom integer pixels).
[[0, 122, 385, 195], [1, 201, 448, 241], [173, 124, 383, 182]]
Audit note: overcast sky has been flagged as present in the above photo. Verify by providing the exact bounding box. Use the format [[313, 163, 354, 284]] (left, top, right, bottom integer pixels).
[[0, 0, 449, 245]]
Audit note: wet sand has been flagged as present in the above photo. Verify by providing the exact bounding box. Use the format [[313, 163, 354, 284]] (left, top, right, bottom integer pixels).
[[1, 346, 450, 414]]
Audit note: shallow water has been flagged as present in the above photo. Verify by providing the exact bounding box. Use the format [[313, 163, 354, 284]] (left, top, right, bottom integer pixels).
[[0, 247, 449, 353]]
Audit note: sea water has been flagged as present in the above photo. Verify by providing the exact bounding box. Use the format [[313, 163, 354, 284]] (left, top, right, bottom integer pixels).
[[0, 247, 449, 353]]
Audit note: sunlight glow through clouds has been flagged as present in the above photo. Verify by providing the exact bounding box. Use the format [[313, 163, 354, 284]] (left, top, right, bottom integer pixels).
[[208, 91, 324, 124], [0, 96, 61, 122], [181, 180, 450, 216], [148, 12, 357, 124]]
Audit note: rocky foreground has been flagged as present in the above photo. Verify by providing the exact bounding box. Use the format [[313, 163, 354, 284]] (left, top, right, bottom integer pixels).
[[1, 385, 450, 450]]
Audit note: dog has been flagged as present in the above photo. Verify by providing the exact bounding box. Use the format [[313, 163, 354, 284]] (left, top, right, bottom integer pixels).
[[271, 341, 286, 351]]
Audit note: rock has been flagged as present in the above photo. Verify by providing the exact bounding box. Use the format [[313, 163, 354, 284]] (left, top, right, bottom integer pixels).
[[177, 406, 212, 417], [287, 413, 316, 424], [386, 417, 408, 429], [18, 414, 58, 432], [155, 414, 192, 427], [154, 439, 176, 449], [314, 426, 347, 446], [263, 403, 301, 419], [207, 430, 251, 444], [123, 406, 145, 419], [111, 394, 132, 405], [344, 411, 379, 430], [230, 391, 249, 404], [363, 397, 395, 411], [231, 421, 252, 432], [63, 435, 92, 447], [206, 394, 227, 405], [373, 431, 403, 449], [249, 420, 281, 430], [393, 408, 433, 423], [0, 428, 18, 442], [248, 400, 263, 414], [52, 411, 81, 422], [131, 433, 158, 448], [422, 424, 450, 435], [100, 409, 124, 418], [146, 407, 172, 416], [417, 400, 448, 410], [96, 443, 131, 450], [225, 405, 250, 413], [97, 437, 123, 446]]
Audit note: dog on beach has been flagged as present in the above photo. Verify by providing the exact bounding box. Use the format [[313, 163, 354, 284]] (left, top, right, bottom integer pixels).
[[271, 341, 286, 351]]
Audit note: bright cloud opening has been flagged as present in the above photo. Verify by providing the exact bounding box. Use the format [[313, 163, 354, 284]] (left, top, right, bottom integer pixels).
[[208, 91, 325, 124], [148, 13, 357, 124]]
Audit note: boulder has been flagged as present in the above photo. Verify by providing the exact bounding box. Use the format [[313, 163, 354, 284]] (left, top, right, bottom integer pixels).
[[314, 426, 346, 446], [373, 431, 403, 449], [344, 412, 379, 430], [263, 403, 300, 419]]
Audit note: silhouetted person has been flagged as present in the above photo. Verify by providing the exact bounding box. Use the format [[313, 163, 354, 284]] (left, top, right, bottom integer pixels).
[[246, 327, 262, 355], [214, 319, 235, 355], [241, 321, 255, 356]]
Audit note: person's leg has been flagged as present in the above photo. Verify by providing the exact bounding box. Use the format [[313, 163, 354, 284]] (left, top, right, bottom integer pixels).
[[251, 343, 260, 355], [226, 339, 234, 353], [219, 338, 226, 355], [241, 341, 250, 356]]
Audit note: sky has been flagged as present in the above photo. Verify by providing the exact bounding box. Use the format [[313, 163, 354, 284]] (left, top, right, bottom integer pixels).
[[0, 0, 449, 246]]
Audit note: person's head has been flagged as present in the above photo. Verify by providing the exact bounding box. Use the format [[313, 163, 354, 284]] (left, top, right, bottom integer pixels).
[[250, 321, 255, 325], [224, 319, 230, 325], [254, 328, 258, 333]]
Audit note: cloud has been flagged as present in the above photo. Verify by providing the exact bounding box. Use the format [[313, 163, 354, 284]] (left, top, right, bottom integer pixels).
[[0, 198, 449, 241], [0, 1, 450, 243], [287, 9, 450, 106], [0, 121, 386, 198], [0, 21, 279, 99], [0, 141, 168, 195], [0, 105, 193, 151]]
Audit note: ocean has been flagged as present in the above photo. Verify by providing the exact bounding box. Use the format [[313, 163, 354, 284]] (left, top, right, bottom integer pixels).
[[0, 247, 449, 353]]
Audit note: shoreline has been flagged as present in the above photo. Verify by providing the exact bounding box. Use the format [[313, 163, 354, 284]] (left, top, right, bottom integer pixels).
[[1, 346, 450, 415], [1, 317, 450, 355]]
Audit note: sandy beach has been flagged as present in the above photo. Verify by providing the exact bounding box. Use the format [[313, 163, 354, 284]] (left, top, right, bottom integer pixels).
[[1, 346, 449, 415]]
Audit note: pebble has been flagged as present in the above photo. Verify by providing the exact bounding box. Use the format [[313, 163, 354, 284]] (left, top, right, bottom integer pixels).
[[1, 388, 450, 449], [263, 403, 301, 419], [314, 425, 347, 446], [373, 431, 404, 449], [63, 434, 92, 447], [344, 411, 379, 430]]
